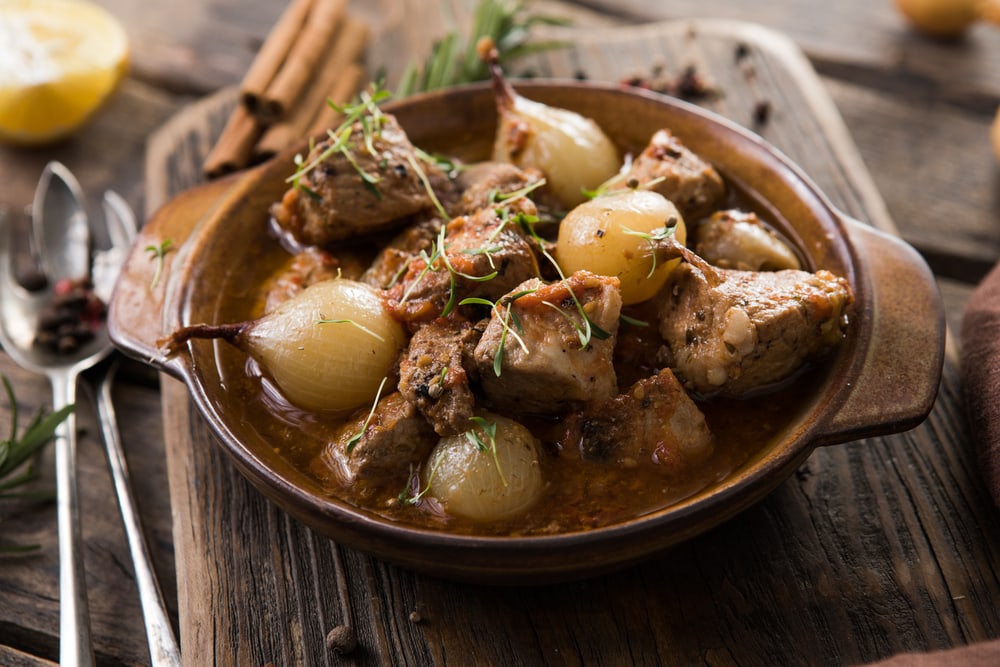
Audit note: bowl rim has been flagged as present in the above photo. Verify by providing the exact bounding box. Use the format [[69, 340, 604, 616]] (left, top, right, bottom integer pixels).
[[119, 79, 901, 578]]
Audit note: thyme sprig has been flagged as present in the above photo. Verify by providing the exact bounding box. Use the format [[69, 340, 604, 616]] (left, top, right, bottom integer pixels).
[[316, 317, 386, 343], [287, 83, 392, 196], [515, 211, 612, 347], [621, 218, 680, 278], [1, 375, 74, 553], [144, 239, 173, 290], [400, 224, 500, 317], [460, 289, 535, 377], [345, 376, 389, 454], [465, 416, 506, 486]]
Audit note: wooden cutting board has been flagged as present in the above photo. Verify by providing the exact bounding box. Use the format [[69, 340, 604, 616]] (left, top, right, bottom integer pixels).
[[145, 19, 995, 666]]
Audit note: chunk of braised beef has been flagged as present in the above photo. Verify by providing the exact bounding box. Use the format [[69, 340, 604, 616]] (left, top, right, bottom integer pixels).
[[561, 368, 714, 478], [614, 128, 725, 221], [384, 197, 541, 327], [454, 161, 557, 215], [270, 114, 457, 247], [311, 391, 436, 501], [362, 215, 442, 291], [472, 270, 621, 415], [398, 318, 484, 435], [656, 262, 853, 397]]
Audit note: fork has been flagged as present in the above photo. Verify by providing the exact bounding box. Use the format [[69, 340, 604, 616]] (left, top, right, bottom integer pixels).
[[86, 193, 183, 667]]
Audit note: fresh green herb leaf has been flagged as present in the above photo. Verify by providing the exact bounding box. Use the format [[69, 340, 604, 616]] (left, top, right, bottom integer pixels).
[[516, 212, 611, 348], [1, 375, 73, 553], [345, 377, 389, 454], [465, 416, 506, 486], [405, 153, 449, 220], [287, 82, 391, 192], [619, 313, 650, 327], [144, 239, 173, 290], [316, 318, 386, 343], [621, 220, 679, 278], [460, 290, 534, 376], [396, 0, 570, 97]]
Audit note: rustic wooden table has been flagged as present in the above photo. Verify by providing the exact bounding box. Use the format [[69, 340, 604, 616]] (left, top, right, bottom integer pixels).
[[1, 1, 999, 665]]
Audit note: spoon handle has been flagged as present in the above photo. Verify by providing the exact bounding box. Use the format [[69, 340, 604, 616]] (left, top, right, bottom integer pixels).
[[94, 362, 182, 667], [50, 370, 94, 667]]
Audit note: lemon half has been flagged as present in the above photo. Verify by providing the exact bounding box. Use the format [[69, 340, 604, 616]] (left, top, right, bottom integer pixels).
[[0, 0, 129, 145]]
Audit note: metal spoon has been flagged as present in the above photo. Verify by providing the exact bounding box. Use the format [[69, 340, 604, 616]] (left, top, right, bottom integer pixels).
[[1, 164, 181, 666], [0, 162, 101, 666]]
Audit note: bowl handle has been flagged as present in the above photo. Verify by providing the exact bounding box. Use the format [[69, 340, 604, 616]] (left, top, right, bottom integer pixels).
[[107, 175, 239, 378], [816, 217, 945, 444]]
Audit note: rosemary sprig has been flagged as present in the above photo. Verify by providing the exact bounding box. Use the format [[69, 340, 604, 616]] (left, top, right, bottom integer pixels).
[[395, 0, 570, 97], [1, 375, 74, 553]]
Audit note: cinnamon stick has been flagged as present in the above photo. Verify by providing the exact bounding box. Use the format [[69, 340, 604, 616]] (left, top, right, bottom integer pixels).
[[308, 63, 366, 137], [202, 104, 263, 178], [240, 0, 316, 115], [253, 16, 369, 160], [256, 0, 348, 124]]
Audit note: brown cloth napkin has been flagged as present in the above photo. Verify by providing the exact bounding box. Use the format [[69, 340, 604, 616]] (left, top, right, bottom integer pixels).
[[862, 639, 1000, 666], [961, 259, 1000, 508]]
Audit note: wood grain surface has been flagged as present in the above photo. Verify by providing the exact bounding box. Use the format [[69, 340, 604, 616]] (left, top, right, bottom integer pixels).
[[144, 18, 999, 666]]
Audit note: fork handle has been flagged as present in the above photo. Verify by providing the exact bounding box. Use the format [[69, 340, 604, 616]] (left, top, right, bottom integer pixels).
[[95, 366, 183, 667], [50, 371, 94, 667]]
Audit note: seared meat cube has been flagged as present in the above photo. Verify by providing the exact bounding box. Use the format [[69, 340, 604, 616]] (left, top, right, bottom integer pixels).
[[694, 209, 801, 271], [270, 114, 456, 247], [312, 391, 435, 500], [657, 262, 853, 396], [615, 129, 725, 221], [398, 319, 484, 435], [455, 161, 551, 214], [563, 368, 714, 477], [262, 247, 342, 313], [473, 270, 621, 414], [362, 215, 442, 290], [385, 198, 541, 326]]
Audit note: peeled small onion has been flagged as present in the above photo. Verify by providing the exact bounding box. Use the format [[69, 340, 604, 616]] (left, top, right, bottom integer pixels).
[[164, 278, 407, 413], [556, 189, 687, 305], [479, 38, 620, 207], [424, 412, 544, 522]]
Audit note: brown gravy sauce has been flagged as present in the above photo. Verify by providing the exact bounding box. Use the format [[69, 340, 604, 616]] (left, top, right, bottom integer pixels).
[[212, 178, 826, 537]]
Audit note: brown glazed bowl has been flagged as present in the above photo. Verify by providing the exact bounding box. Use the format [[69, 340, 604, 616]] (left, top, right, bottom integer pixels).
[[109, 81, 945, 584]]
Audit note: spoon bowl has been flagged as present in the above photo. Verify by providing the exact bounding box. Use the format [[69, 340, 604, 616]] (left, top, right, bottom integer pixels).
[[0, 162, 117, 665]]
